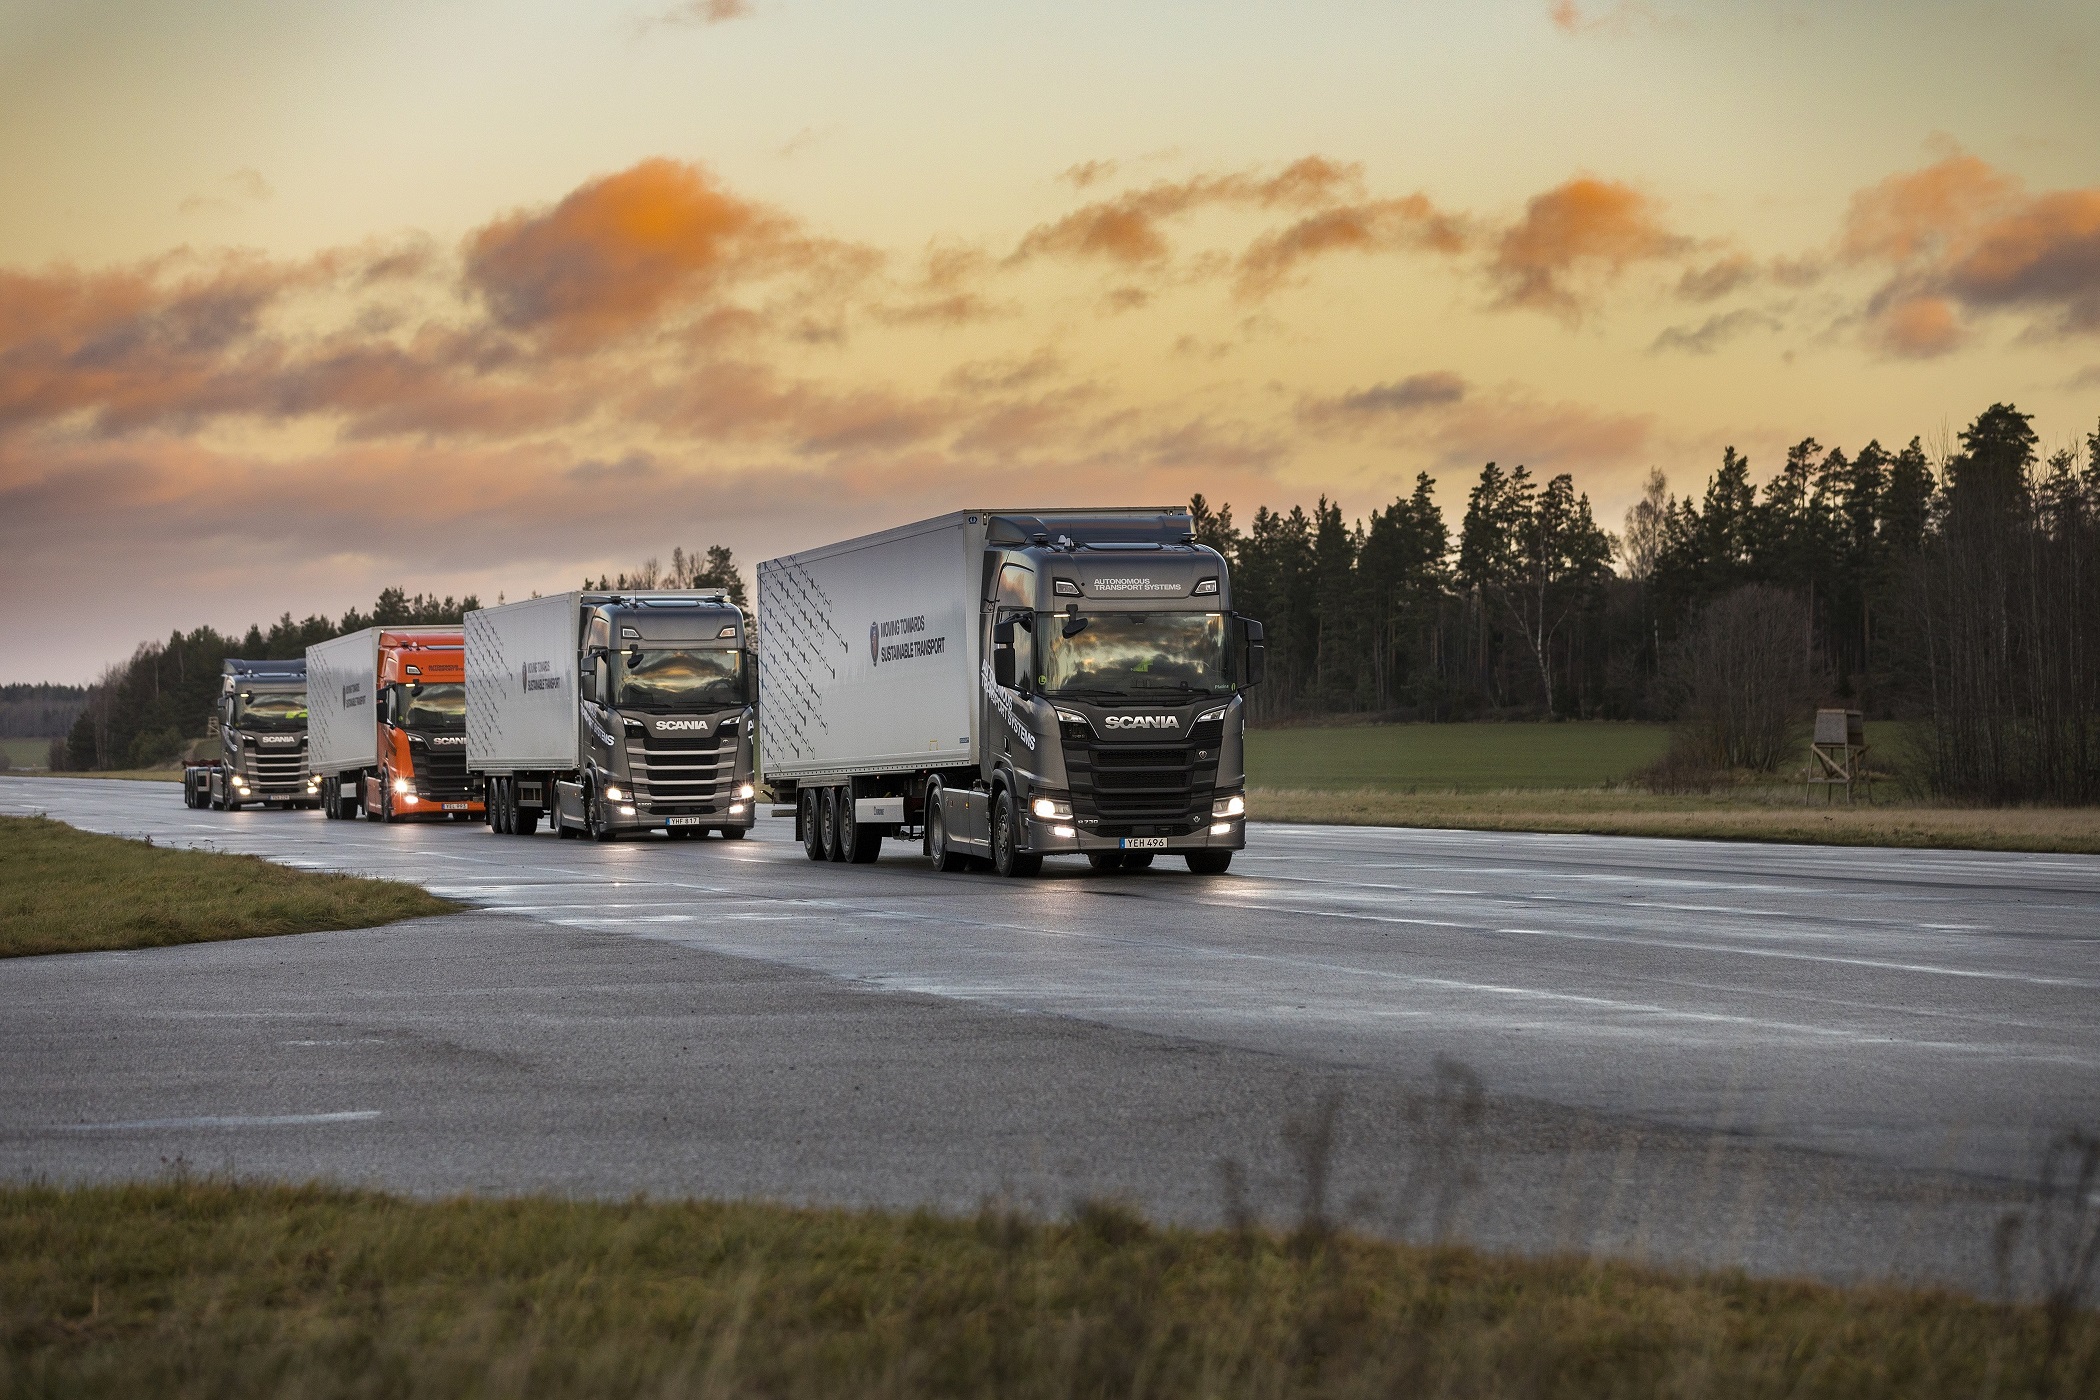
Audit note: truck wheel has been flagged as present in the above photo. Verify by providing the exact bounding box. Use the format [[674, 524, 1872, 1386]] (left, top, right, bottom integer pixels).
[[363, 780, 382, 821], [586, 786, 614, 842], [516, 802, 539, 837], [926, 785, 968, 873], [801, 791, 826, 861], [1087, 852, 1126, 873], [991, 790, 1042, 878], [719, 825, 746, 840], [821, 788, 845, 862], [1184, 851, 1232, 875], [839, 792, 881, 864]]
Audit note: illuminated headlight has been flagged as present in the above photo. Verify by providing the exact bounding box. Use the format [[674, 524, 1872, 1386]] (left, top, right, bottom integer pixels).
[[728, 803, 746, 815], [619, 805, 637, 816], [393, 777, 409, 794], [604, 785, 624, 802], [1052, 824, 1077, 838], [1211, 793, 1245, 818], [232, 776, 249, 788], [306, 777, 320, 789], [1030, 796, 1072, 819], [1211, 822, 1232, 836], [737, 783, 755, 800]]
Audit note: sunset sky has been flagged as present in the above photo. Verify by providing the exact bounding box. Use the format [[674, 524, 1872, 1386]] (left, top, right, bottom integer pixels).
[[4, 0, 2097, 682]]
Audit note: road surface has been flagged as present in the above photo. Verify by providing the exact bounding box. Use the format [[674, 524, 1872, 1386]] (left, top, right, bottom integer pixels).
[[4, 775, 2097, 1293]]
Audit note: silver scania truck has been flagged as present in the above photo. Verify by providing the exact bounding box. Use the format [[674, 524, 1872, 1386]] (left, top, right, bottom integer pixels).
[[465, 591, 757, 840], [758, 508, 1265, 877], [183, 658, 319, 810]]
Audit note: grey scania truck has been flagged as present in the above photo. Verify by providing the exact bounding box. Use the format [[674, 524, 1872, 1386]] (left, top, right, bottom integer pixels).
[[183, 658, 319, 810], [465, 590, 758, 840], [757, 508, 1265, 876]]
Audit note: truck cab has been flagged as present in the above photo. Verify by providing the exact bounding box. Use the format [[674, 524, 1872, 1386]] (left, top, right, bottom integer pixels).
[[361, 632, 481, 822], [550, 596, 757, 840], [962, 513, 1262, 875], [190, 659, 319, 810]]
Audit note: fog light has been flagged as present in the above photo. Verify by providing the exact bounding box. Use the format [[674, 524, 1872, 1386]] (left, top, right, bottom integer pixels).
[[1211, 821, 1232, 835], [1211, 793, 1245, 818], [1030, 796, 1071, 819], [1053, 824, 1076, 838], [737, 783, 756, 800], [393, 777, 409, 794], [728, 803, 746, 815], [404, 794, 419, 805], [619, 805, 637, 816]]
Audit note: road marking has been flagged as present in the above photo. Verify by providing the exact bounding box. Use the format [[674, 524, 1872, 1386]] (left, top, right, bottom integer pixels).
[[58, 1110, 381, 1131]]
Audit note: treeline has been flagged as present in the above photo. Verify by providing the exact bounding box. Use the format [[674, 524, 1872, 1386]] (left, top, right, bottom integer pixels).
[[61, 589, 478, 772], [0, 684, 87, 741], [1200, 401, 2100, 801]]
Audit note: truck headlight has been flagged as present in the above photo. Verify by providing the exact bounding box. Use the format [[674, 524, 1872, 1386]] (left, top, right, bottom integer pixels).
[[737, 783, 755, 800], [1030, 797, 1071, 819], [604, 785, 624, 802], [1212, 793, 1245, 818], [393, 777, 410, 794]]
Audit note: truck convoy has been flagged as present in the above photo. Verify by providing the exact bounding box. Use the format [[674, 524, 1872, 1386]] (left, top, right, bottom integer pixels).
[[464, 591, 757, 840], [306, 628, 484, 823], [757, 508, 1264, 877], [183, 658, 318, 810]]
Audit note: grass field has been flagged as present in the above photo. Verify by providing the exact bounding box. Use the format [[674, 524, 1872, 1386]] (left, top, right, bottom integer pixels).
[[0, 814, 459, 958], [0, 737, 58, 770], [3, 1181, 2092, 1400], [1246, 721, 1675, 791], [10, 765, 182, 782]]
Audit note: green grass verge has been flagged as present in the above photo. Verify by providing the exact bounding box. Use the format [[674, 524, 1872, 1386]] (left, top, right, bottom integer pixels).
[[0, 814, 459, 958], [3, 1182, 2091, 1400], [0, 737, 58, 770]]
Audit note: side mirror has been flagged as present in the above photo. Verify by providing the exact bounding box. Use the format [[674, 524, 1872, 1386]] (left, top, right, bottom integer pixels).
[[1239, 616, 1266, 689], [580, 670, 597, 705], [992, 646, 1016, 689], [743, 654, 758, 705]]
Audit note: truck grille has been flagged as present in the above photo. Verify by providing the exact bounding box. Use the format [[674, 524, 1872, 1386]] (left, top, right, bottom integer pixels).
[[1063, 718, 1222, 831], [635, 734, 727, 812], [247, 746, 308, 793], [412, 745, 475, 801]]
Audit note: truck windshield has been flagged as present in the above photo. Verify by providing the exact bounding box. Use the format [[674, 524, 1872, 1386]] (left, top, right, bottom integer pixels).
[[234, 691, 307, 732], [613, 649, 744, 710], [1039, 613, 1231, 697], [401, 682, 465, 732]]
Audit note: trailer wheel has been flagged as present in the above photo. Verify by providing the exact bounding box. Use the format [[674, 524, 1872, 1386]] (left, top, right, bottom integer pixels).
[[839, 791, 881, 864], [1183, 851, 1232, 875], [515, 799, 539, 837], [991, 790, 1042, 879], [801, 791, 827, 861], [820, 787, 844, 862], [925, 782, 968, 873]]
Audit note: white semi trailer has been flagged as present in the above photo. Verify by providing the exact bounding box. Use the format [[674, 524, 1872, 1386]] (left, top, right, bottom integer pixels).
[[464, 590, 756, 840], [757, 508, 1265, 877]]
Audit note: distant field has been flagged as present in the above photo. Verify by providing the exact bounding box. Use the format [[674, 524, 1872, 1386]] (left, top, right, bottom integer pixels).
[[0, 738, 57, 770], [1246, 722, 1673, 791]]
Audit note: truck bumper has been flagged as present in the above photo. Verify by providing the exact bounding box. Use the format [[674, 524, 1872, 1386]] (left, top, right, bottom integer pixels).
[[1023, 816, 1246, 855], [613, 804, 758, 834]]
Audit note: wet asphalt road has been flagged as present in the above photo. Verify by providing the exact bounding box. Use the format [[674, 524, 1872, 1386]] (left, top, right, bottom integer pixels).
[[4, 775, 2097, 1293]]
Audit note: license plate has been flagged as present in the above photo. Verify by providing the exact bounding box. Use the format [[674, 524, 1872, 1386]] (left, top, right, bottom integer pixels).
[[666, 816, 703, 827], [1121, 837, 1168, 850], [442, 803, 469, 811]]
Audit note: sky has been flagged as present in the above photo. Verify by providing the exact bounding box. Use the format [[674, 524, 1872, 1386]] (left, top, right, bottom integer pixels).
[[3, 0, 2098, 683]]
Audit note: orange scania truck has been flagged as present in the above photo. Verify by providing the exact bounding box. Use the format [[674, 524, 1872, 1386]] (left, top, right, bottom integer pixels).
[[305, 627, 485, 822]]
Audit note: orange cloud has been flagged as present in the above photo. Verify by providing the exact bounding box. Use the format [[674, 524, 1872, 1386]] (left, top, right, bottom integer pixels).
[[1840, 153, 2100, 347], [1236, 196, 1468, 296], [1490, 177, 1689, 318], [1010, 157, 1362, 268], [462, 158, 831, 352]]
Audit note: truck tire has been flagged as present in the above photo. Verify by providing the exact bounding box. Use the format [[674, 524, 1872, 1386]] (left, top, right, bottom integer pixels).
[[991, 790, 1042, 879], [840, 793, 881, 864], [1087, 852, 1126, 873], [363, 779, 382, 821], [515, 801, 539, 837], [1184, 851, 1232, 875], [821, 787, 845, 862], [925, 783, 968, 873], [586, 785, 614, 842], [719, 825, 745, 840], [802, 791, 827, 861]]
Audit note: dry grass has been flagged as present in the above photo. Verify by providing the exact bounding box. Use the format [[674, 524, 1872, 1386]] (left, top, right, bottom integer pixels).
[[1249, 785, 2100, 853], [10, 767, 183, 783], [2, 1180, 2094, 1399], [0, 814, 459, 958]]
